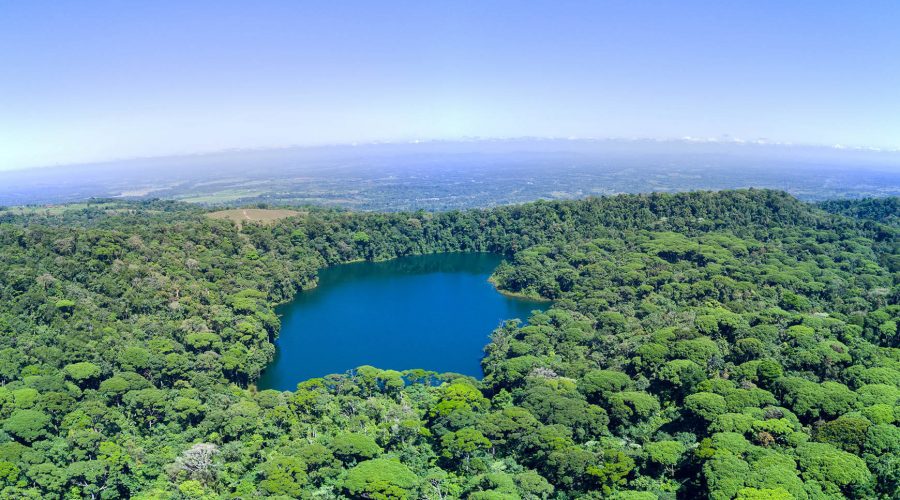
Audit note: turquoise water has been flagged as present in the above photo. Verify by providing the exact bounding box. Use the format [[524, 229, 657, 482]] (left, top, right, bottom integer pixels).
[[257, 253, 548, 390]]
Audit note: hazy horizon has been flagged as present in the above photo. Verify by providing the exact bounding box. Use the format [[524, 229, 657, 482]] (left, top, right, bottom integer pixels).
[[5, 136, 900, 173], [1, 139, 897, 209]]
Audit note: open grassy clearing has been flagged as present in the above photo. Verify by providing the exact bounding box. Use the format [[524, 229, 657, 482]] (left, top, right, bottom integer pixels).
[[206, 208, 303, 227]]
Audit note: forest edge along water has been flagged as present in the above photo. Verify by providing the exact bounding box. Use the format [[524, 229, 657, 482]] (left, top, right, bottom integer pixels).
[[257, 253, 550, 391]]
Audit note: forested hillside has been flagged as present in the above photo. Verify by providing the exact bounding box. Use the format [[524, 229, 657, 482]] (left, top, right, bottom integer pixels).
[[819, 197, 899, 225], [0, 190, 897, 499]]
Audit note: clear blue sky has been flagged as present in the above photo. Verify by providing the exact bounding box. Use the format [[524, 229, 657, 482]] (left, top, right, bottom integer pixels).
[[1, 1, 898, 170]]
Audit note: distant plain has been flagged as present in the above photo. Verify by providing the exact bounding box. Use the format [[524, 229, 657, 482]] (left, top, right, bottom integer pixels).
[[1, 140, 898, 211]]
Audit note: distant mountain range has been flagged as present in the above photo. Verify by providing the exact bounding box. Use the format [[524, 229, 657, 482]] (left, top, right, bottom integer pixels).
[[1, 139, 898, 209]]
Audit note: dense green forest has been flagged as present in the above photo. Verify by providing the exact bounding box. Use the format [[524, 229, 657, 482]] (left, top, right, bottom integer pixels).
[[819, 198, 899, 226], [0, 190, 897, 499]]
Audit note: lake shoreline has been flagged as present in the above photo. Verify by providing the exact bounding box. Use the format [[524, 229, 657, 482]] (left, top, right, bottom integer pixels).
[[489, 280, 554, 303], [259, 252, 550, 390]]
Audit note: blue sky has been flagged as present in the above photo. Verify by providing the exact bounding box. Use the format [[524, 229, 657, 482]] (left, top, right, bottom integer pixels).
[[1, 1, 898, 170]]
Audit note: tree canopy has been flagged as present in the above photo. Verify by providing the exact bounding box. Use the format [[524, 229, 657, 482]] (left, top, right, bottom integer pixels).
[[0, 190, 896, 498]]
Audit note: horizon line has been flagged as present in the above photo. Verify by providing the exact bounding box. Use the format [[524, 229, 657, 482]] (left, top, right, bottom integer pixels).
[[4, 135, 900, 174]]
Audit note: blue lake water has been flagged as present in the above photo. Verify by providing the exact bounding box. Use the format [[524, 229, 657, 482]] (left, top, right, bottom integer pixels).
[[257, 253, 548, 390]]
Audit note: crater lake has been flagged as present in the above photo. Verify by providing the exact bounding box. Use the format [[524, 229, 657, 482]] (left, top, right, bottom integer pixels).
[[257, 253, 549, 390]]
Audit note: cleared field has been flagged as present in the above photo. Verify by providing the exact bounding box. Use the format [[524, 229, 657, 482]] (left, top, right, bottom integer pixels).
[[178, 189, 266, 204], [206, 208, 303, 227]]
